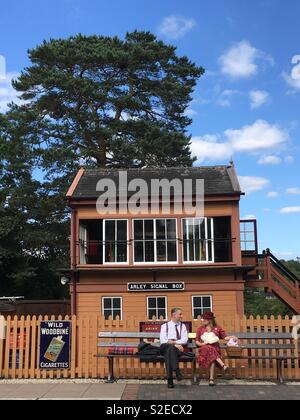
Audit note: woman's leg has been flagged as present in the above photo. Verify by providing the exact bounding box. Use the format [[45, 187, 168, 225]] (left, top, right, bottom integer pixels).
[[209, 362, 216, 380], [216, 358, 225, 367]]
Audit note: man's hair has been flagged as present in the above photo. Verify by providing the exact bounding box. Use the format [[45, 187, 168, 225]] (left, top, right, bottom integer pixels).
[[171, 308, 182, 316]]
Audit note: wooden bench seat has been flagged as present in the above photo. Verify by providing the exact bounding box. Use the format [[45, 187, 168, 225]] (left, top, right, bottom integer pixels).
[[97, 330, 298, 383]]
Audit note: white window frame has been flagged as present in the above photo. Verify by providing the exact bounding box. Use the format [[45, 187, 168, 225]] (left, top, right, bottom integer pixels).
[[103, 219, 129, 265], [79, 223, 87, 264], [147, 296, 168, 320], [192, 295, 213, 320], [182, 218, 215, 264], [101, 297, 123, 320], [133, 218, 178, 265]]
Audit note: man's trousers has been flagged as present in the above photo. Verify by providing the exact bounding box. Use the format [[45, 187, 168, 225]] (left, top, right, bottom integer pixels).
[[159, 344, 183, 379]]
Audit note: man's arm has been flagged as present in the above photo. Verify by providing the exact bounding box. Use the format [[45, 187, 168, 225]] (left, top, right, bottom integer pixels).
[[160, 323, 168, 344]]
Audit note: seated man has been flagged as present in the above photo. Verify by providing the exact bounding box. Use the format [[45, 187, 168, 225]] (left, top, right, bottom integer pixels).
[[159, 307, 188, 388]]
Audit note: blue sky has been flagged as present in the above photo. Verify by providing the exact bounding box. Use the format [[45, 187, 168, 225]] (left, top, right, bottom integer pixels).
[[0, 0, 299, 259]]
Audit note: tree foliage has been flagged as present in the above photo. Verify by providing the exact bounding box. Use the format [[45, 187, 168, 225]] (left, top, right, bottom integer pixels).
[[0, 31, 204, 298]]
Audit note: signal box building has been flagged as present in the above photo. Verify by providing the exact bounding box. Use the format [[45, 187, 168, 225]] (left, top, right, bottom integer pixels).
[[64, 164, 300, 320]]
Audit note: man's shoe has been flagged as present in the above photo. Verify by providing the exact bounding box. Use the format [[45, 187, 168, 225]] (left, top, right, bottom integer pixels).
[[167, 379, 174, 389], [176, 370, 183, 381]]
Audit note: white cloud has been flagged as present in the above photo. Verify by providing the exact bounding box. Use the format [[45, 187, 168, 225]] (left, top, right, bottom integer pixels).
[[258, 155, 282, 165], [219, 40, 274, 79], [0, 55, 6, 79], [225, 120, 287, 153], [273, 250, 296, 257], [285, 155, 295, 164], [159, 16, 196, 39], [243, 214, 256, 220], [239, 176, 270, 194], [0, 71, 21, 112], [191, 120, 288, 163], [191, 135, 232, 164], [216, 89, 242, 107], [286, 188, 300, 195], [267, 191, 279, 198], [283, 55, 300, 91], [249, 90, 270, 109], [185, 108, 198, 117], [280, 207, 300, 214]]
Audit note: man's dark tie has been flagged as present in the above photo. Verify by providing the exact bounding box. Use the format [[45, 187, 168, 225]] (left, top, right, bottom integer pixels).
[[175, 324, 180, 340]]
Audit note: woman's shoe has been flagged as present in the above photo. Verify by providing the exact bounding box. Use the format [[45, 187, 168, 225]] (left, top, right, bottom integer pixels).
[[223, 365, 229, 373], [209, 379, 215, 386]]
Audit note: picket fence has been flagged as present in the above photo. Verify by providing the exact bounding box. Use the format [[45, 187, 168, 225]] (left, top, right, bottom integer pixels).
[[0, 315, 299, 380]]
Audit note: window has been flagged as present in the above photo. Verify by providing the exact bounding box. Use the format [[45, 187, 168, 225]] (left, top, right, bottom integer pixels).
[[192, 296, 212, 320], [133, 219, 177, 263], [240, 220, 257, 253], [147, 296, 167, 320], [214, 217, 232, 262], [104, 220, 128, 263], [182, 218, 214, 263], [102, 297, 122, 320]]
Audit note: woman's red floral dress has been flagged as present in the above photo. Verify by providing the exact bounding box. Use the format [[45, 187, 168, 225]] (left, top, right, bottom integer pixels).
[[196, 326, 226, 369]]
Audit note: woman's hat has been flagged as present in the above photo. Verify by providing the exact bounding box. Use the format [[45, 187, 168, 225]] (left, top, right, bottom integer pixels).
[[202, 311, 215, 321]]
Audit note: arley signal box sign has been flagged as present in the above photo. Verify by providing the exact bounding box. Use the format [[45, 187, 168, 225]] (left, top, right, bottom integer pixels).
[[127, 282, 185, 292]]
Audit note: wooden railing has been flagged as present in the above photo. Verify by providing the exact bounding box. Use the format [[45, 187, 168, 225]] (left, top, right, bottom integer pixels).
[[246, 251, 300, 314], [0, 315, 299, 381]]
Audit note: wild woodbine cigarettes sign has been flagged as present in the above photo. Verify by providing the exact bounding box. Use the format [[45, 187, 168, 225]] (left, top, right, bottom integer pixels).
[[39, 321, 71, 369], [127, 282, 185, 292]]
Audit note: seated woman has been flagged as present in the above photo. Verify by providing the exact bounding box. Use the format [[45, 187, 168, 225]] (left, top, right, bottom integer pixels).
[[196, 311, 238, 386]]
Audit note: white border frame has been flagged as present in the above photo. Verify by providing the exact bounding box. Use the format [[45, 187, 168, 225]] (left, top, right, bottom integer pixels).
[[132, 218, 178, 265], [191, 295, 213, 320], [101, 296, 123, 320], [182, 218, 215, 264], [103, 219, 129, 265], [147, 296, 168, 321]]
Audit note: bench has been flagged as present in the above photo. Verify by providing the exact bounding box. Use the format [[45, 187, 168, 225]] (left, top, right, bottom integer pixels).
[[97, 331, 196, 383], [220, 332, 299, 383], [97, 329, 299, 384]]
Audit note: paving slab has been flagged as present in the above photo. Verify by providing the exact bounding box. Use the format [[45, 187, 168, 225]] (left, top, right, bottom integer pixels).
[[137, 384, 300, 400], [0, 384, 55, 399]]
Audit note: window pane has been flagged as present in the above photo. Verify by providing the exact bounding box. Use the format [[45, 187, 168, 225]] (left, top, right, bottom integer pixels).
[[134, 220, 143, 240], [167, 241, 177, 261], [167, 219, 176, 239], [145, 241, 154, 262], [156, 241, 166, 262], [117, 242, 127, 262], [117, 221, 127, 241], [105, 241, 115, 262], [148, 309, 156, 320], [193, 309, 202, 319], [157, 309, 166, 319], [103, 298, 111, 309], [113, 298, 121, 309], [157, 297, 166, 308], [156, 219, 166, 239], [193, 297, 202, 308], [148, 298, 156, 308], [202, 297, 211, 308], [114, 310, 121, 319], [104, 310, 112, 320], [134, 241, 144, 262], [105, 221, 115, 241], [144, 220, 154, 239]]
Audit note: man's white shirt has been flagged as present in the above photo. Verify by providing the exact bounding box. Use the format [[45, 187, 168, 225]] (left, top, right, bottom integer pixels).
[[160, 321, 188, 345]]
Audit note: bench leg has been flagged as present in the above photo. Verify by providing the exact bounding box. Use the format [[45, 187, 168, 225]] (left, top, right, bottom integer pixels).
[[106, 357, 115, 383], [192, 358, 197, 384], [276, 359, 284, 384]]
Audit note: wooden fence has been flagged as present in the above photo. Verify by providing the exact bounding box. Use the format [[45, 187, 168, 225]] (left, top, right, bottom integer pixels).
[[0, 315, 299, 380]]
